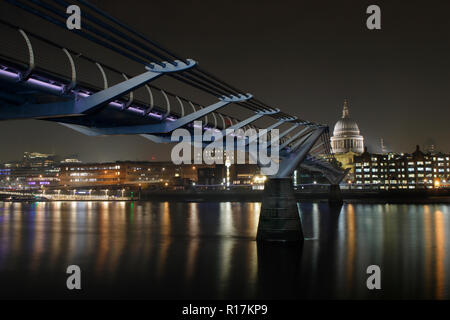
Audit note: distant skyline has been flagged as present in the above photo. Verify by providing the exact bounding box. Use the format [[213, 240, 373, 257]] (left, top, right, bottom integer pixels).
[[1, 0, 449, 162]]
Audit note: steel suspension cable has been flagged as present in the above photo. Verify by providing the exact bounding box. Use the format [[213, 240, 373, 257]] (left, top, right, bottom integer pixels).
[[5, 0, 324, 127]]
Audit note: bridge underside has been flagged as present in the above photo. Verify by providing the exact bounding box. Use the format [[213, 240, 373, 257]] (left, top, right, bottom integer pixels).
[[0, 72, 166, 128], [0, 1, 347, 243]]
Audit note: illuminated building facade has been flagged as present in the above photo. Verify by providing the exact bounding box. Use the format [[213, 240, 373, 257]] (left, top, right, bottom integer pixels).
[[59, 161, 185, 187], [0, 165, 60, 189], [354, 146, 450, 189], [1, 153, 267, 190], [0, 152, 60, 189], [22, 152, 57, 167], [196, 164, 264, 188]]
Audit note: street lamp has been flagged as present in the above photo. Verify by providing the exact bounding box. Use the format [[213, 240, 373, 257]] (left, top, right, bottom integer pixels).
[[225, 159, 231, 188]]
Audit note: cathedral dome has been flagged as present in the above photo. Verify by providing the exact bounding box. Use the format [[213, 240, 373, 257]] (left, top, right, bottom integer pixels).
[[333, 101, 361, 137], [330, 100, 364, 154]]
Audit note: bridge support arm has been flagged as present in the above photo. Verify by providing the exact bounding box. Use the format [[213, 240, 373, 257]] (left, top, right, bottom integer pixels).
[[61, 94, 252, 136], [275, 127, 325, 178], [290, 131, 315, 152], [222, 108, 280, 136], [0, 60, 195, 120], [76, 60, 195, 114], [300, 157, 349, 185], [166, 94, 252, 132], [278, 127, 310, 150], [246, 117, 296, 146]]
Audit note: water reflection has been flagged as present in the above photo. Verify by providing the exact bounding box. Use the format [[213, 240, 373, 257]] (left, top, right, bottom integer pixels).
[[300, 203, 450, 300], [0, 201, 448, 299], [434, 209, 445, 299]]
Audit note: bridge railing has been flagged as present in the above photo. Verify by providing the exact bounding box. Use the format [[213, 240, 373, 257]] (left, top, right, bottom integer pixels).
[[0, 20, 245, 130], [0, 0, 341, 180]]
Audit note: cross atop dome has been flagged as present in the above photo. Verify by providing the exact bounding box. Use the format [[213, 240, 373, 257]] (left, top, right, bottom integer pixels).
[[342, 99, 350, 118]]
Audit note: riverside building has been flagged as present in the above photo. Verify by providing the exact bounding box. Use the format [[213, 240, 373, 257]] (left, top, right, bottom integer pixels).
[[353, 146, 450, 190]]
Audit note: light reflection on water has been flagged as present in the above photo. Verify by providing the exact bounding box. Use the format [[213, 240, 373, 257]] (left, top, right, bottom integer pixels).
[[0, 201, 448, 299]]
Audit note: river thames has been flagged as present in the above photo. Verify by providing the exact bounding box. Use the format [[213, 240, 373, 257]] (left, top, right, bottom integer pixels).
[[0, 201, 448, 299]]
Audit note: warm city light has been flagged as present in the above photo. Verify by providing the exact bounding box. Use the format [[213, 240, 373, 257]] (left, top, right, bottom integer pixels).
[[253, 175, 267, 184], [0, 0, 448, 306], [434, 179, 441, 189]]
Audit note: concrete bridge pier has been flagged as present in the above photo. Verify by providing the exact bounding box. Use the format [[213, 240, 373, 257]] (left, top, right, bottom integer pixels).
[[328, 184, 343, 206], [257, 178, 304, 243]]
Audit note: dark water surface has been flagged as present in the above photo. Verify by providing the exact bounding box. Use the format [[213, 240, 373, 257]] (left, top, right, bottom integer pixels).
[[0, 201, 448, 299]]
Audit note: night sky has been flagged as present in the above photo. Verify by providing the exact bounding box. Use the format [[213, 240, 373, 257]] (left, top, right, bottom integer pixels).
[[0, 0, 449, 162]]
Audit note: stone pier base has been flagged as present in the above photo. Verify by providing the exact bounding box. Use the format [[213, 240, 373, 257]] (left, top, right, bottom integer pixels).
[[256, 178, 304, 242], [328, 184, 343, 205]]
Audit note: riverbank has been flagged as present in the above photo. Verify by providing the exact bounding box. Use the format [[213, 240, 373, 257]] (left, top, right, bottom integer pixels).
[[2, 189, 450, 204], [138, 189, 450, 204]]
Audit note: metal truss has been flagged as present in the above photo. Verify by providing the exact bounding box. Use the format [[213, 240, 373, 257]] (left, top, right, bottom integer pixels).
[[0, 1, 343, 179]]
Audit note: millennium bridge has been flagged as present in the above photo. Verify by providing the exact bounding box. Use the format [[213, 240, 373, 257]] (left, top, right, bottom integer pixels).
[[0, 0, 347, 242]]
